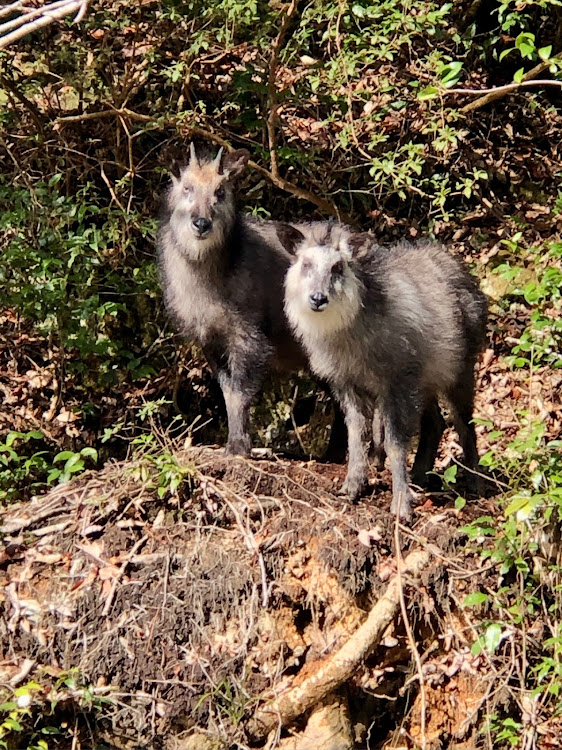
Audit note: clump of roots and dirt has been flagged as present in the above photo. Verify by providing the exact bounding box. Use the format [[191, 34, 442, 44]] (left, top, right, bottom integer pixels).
[[0, 444, 511, 750]]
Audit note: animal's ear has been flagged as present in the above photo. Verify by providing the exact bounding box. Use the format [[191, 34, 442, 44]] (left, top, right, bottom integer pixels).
[[170, 159, 183, 182], [275, 223, 305, 257], [346, 232, 372, 259], [222, 149, 251, 179]]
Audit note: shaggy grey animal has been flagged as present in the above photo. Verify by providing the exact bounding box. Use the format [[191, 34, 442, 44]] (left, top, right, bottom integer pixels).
[[158, 144, 342, 456], [280, 224, 488, 518]]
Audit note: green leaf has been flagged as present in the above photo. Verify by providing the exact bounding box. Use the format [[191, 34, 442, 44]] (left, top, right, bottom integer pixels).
[[463, 592, 488, 607], [80, 447, 98, 462], [440, 61, 463, 88], [54, 450, 77, 463], [505, 495, 533, 517], [513, 68, 524, 84], [485, 623, 502, 654], [47, 469, 62, 483], [515, 32, 535, 59], [455, 496, 466, 511], [3, 717, 22, 731], [538, 45, 552, 62], [471, 638, 483, 656], [443, 465, 458, 485]]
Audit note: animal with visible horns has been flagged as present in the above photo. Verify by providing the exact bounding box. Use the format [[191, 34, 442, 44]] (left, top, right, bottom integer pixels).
[[157, 144, 346, 457], [280, 223, 488, 518]]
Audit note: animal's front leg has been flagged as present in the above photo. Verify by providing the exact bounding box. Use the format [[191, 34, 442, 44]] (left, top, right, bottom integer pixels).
[[218, 338, 270, 457], [337, 388, 372, 502], [221, 379, 254, 456]]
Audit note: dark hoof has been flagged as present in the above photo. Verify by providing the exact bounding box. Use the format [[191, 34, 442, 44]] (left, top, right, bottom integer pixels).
[[372, 449, 386, 472], [390, 488, 415, 520], [224, 438, 251, 457], [340, 476, 369, 503]]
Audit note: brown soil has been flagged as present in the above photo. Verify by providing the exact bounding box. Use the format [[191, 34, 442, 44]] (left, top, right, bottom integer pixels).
[[0, 446, 502, 749]]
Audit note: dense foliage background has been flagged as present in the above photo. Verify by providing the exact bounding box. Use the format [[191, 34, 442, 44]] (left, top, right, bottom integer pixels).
[[1, 0, 561, 747]]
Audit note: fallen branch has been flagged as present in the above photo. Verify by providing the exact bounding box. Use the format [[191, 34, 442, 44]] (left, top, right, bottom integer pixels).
[[249, 547, 432, 739], [452, 52, 562, 113]]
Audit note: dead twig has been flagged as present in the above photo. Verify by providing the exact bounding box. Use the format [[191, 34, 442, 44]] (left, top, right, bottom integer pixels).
[[101, 535, 149, 616], [9, 658, 36, 687], [0, 0, 88, 50], [395, 515, 426, 750]]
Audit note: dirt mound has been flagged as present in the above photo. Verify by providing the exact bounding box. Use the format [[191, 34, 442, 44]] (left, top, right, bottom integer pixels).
[[1, 447, 499, 749]]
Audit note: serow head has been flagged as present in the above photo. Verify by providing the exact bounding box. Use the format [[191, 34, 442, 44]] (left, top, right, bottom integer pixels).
[[278, 224, 362, 334], [169, 143, 250, 243]]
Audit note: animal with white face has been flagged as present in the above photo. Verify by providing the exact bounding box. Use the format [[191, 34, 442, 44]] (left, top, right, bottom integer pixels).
[[157, 145, 348, 458], [281, 224, 488, 519]]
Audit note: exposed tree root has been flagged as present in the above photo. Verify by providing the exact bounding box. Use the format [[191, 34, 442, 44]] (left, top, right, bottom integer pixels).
[[249, 548, 431, 739]]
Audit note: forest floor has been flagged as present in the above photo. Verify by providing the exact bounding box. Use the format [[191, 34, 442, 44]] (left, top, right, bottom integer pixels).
[[1, 329, 561, 748]]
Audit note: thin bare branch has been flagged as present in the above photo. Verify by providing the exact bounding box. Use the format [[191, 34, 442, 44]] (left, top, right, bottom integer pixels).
[[0, 1, 33, 20], [0, 0, 70, 36], [267, 0, 298, 179], [0, 0, 84, 50], [55, 108, 350, 220]]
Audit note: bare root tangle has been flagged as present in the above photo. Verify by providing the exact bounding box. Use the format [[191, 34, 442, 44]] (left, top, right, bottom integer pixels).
[[249, 548, 431, 739], [0, 446, 512, 748]]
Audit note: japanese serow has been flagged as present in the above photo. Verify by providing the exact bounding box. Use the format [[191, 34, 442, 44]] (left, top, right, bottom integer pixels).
[[157, 144, 345, 457], [281, 224, 488, 518]]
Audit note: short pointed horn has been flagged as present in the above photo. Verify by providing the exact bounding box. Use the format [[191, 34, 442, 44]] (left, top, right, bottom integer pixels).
[[189, 142, 198, 166], [214, 147, 224, 173]]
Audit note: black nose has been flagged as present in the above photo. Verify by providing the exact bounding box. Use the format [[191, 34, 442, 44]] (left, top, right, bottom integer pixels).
[[309, 292, 328, 311], [192, 217, 212, 235]]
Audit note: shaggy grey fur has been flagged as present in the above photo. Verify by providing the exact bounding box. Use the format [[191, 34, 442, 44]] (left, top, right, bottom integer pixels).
[[158, 145, 339, 456], [282, 224, 488, 518]]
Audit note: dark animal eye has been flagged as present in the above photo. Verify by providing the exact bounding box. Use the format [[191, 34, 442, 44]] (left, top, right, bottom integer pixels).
[[216, 186, 226, 201], [332, 260, 344, 277], [183, 184, 193, 195]]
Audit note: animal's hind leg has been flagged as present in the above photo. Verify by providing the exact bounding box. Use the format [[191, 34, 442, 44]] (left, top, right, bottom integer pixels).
[[371, 405, 386, 471], [382, 380, 421, 519], [411, 397, 446, 487], [448, 364, 481, 493]]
